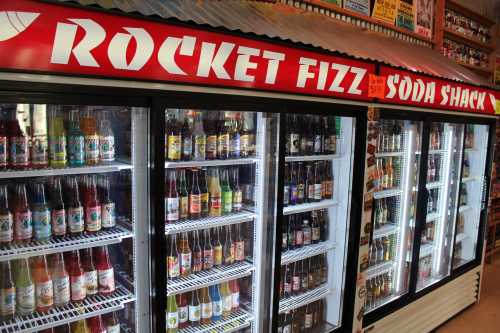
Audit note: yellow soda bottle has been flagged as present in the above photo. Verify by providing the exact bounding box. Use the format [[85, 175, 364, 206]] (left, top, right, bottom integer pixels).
[[48, 106, 67, 168], [81, 108, 99, 165]]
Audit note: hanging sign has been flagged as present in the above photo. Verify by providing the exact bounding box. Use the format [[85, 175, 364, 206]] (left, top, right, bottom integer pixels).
[[397, 0, 415, 31], [368, 74, 386, 98], [0, 0, 374, 101], [379, 66, 499, 115], [372, 0, 400, 24], [344, 0, 371, 16], [415, 0, 433, 38]]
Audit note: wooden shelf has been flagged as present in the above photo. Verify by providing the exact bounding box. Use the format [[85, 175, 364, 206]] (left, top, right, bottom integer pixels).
[[443, 27, 494, 52], [446, 0, 496, 27], [455, 60, 492, 75]]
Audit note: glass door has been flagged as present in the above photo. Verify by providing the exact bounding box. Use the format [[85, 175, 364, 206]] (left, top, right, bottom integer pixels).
[[364, 119, 423, 313], [416, 122, 464, 291], [276, 112, 355, 332], [452, 124, 490, 269]]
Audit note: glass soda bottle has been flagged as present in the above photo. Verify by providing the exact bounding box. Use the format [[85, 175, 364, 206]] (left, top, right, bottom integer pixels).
[[166, 295, 178, 333], [221, 168, 233, 215], [192, 230, 202, 273], [230, 279, 240, 311], [88, 315, 106, 333], [0, 108, 8, 169], [210, 284, 222, 321], [189, 169, 202, 219], [167, 234, 180, 280], [31, 104, 49, 169], [8, 104, 30, 169], [165, 170, 179, 224], [32, 255, 54, 312], [100, 176, 116, 229], [178, 169, 189, 220], [51, 178, 67, 238], [71, 319, 90, 333], [48, 106, 67, 168], [13, 183, 31, 243], [32, 183, 51, 242], [69, 250, 86, 302], [81, 108, 99, 165], [103, 312, 120, 333], [51, 253, 70, 307], [188, 289, 200, 327], [177, 293, 188, 329], [208, 168, 222, 217], [200, 286, 212, 325], [192, 112, 206, 161], [67, 177, 84, 236], [15, 258, 35, 315], [67, 109, 85, 167], [0, 261, 15, 320], [98, 111, 115, 163], [95, 246, 115, 295], [81, 248, 98, 296], [85, 175, 101, 233], [179, 232, 192, 277], [0, 185, 13, 246], [220, 281, 232, 319]]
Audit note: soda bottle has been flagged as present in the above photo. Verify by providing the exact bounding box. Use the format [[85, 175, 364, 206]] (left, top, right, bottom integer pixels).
[[8, 104, 30, 169], [165, 170, 179, 224], [213, 227, 223, 267], [179, 232, 192, 277], [54, 324, 71, 333], [166, 110, 181, 161], [202, 229, 214, 271], [177, 293, 188, 329], [32, 183, 51, 242], [95, 246, 115, 295], [200, 286, 212, 325], [200, 168, 209, 217], [0, 185, 13, 246], [85, 175, 101, 233], [231, 167, 242, 213], [240, 113, 253, 158], [51, 253, 70, 307], [81, 108, 99, 165], [209, 168, 222, 217], [14, 184, 32, 244], [323, 161, 333, 199], [191, 231, 202, 273], [220, 281, 232, 319], [50, 178, 67, 238], [313, 162, 322, 202], [229, 116, 241, 159], [180, 111, 192, 161], [67, 177, 84, 236], [81, 248, 98, 296], [98, 111, 115, 163], [230, 279, 240, 311], [0, 261, 15, 320], [31, 104, 49, 169], [167, 234, 180, 279], [223, 225, 234, 265], [188, 289, 200, 326], [283, 164, 290, 207], [67, 110, 85, 167], [0, 108, 8, 170], [48, 106, 67, 168], [217, 113, 231, 159], [189, 169, 202, 219], [70, 319, 90, 333], [205, 112, 218, 160], [69, 250, 86, 302], [103, 312, 120, 333], [234, 224, 245, 262], [210, 284, 222, 321], [88, 315, 106, 333], [100, 176, 116, 229], [192, 112, 206, 161], [14, 258, 35, 315], [178, 169, 189, 220], [31, 255, 53, 312], [221, 168, 233, 215]]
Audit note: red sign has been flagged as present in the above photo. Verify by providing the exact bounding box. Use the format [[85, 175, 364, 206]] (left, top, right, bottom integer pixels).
[[368, 74, 386, 99], [380, 66, 499, 115], [0, 0, 374, 101]]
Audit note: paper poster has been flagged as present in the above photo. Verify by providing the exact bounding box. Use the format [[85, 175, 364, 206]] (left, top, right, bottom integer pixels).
[[372, 0, 399, 24], [495, 56, 500, 86], [344, 0, 371, 16], [324, 0, 343, 5], [397, 0, 415, 31], [416, 0, 433, 38]]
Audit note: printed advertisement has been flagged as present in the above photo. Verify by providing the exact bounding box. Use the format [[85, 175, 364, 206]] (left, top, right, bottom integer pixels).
[[344, 0, 371, 16], [372, 0, 399, 25], [416, 0, 433, 38], [397, 0, 415, 31], [323, 0, 343, 5]]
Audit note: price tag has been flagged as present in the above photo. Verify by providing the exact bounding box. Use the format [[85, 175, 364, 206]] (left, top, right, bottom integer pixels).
[[368, 74, 387, 99]]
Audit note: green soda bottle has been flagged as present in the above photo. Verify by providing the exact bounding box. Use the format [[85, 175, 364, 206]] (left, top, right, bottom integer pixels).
[[48, 107, 67, 168], [221, 168, 233, 215], [166, 294, 178, 333], [15, 258, 35, 315]]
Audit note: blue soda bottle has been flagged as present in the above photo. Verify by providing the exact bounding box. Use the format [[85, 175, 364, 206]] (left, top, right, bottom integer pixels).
[[210, 284, 222, 321]]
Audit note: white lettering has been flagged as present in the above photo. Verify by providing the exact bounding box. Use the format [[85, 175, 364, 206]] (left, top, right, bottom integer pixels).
[[411, 79, 425, 102], [348, 67, 366, 95], [108, 27, 153, 71], [316, 61, 329, 90], [440, 85, 450, 105], [158, 36, 195, 75], [297, 57, 317, 88], [476, 92, 486, 110], [469, 91, 478, 109], [262, 50, 285, 84], [449, 87, 461, 107], [386, 74, 399, 98], [234, 46, 259, 82], [329, 63, 349, 93], [424, 82, 435, 103], [197, 42, 234, 79], [399, 76, 412, 101], [459, 88, 470, 108]]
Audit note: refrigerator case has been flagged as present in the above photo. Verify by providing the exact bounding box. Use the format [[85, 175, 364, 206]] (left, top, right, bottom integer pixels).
[[0, 103, 149, 332]]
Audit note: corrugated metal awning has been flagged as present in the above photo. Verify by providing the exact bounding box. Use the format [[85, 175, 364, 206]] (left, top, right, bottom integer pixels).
[[56, 0, 493, 88]]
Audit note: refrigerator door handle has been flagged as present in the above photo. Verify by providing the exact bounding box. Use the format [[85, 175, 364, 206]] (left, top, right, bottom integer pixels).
[[481, 175, 489, 211]]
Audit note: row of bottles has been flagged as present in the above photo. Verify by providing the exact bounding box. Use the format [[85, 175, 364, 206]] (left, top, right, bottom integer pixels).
[[429, 123, 443, 151], [373, 198, 393, 230], [374, 157, 399, 191], [365, 270, 394, 311], [281, 210, 328, 252], [165, 166, 252, 223], [0, 174, 116, 246], [279, 255, 328, 299], [165, 110, 256, 162], [442, 39, 489, 69], [277, 300, 325, 333], [285, 114, 339, 156], [427, 155, 442, 183], [368, 235, 396, 267], [444, 8, 491, 43], [0, 246, 114, 320], [167, 224, 246, 279], [1, 104, 115, 170], [166, 279, 240, 332], [376, 120, 403, 154], [283, 161, 334, 206], [37, 313, 120, 333], [421, 221, 436, 245], [427, 188, 440, 214], [417, 255, 432, 282]]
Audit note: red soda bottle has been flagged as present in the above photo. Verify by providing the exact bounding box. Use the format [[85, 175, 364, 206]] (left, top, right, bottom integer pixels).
[[0, 184, 13, 246], [95, 246, 115, 295], [31, 255, 54, 313], [68, 250, 86, 302], [51, 253, 70, 307], [8, 104, 29, 170], [81, 248, 98, 296], [84, 175, 101, 233], [14, 183, 32, 243], [88, 315, 106, 333]]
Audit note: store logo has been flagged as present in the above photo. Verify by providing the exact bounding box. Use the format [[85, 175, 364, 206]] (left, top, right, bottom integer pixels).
[[0, 11, 39, 41]]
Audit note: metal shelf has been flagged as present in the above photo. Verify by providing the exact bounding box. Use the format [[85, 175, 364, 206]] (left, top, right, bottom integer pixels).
[[279, 285, 331, 314], [374, 151, 404, 158], [285, 154, 340, 162], [0, 225, 133, 261], [0, 161, 132, 179], [365, 261, 394, 278], [165, 211, 256, 235], [281, 242, 335, 265], [426, 181, 443, 190], [178, 308, 253, 333], [416, 149, 446, 155], [167, 262, 254, 295], [283, 200, 337, 215], [373, 188, 402, 200], [0, 284, 134, 333], [373, 224, 399, 239], [165, 157, 258, 168]]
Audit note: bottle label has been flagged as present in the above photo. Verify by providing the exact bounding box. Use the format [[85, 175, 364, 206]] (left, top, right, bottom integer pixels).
[[85, 135, 100, 161], [218, 134, 230, 155], [99, 135, 115, 161], [68, 135, 85, 165], [0, 213, 13, 243], [324, 180, 333, 198], [214, 245, 223, 265], [312, 227, 321, 241], [182, 136, 192, 157], [305, 313, 313, 328], [213, 299, 222, 316], [240, 134, 250, 154], [33, 209, 51, 240], [203, 249, 214, 268], [14, 211, 32, 240], [308, 185, 315, 201], [206, 135, 217, 158], [194, 135, 206, 160], [297, 184, 305, 200], [233, 190, 242, 211], [0, 287, 15, 316], [222, 295, 232, 312], [282, 233, 287, 249], [167, 135, 181, 160], [295, 230, 304, 246], [189, 194, 201, 214], [107, 325, 120, 333], [192, 252, 202, 272], [201, 302, 212, 319], [0, 136, 6, 166], [167, 256, 180, 278], [17, 284, 35, 314], [201, 192, 209, 211], [85, 205, 101, 232], [166, 197, 179, 222], [179, 305, 188, 323], [166, 311, 178, 329], [101, 202, 116, 228], [53, 276, 70, 306], [222, 191, 232, 213], [50, 136, 67, 162], [284, 281, 291, 294], [289, 134, 300, 153], [51, 209, 66, 236], [31, 136, 48, 166], [35, 280, 54, 308], [290, 185, 298, 203], [180, 196, 188, 219], [68, 206, 84, 233], [70, 274, 86, 301], [292, 276, 300, 291], [98, 268, 115, 293], [188, 304, 200, 322], [84, 270, 98, 295], [230, 136, 240, 156], [231, 291, 239, 308], [209, 197, 221, 215], [10, 136, 29, 166], [303, 229, 311, 245], [314, 135, 322, 153], [180, 253, 191, 275], [314, 184, 322, 200], [235, 240, 245, 261], [283, 185, 289, 205], [328, 135, 337, 153]]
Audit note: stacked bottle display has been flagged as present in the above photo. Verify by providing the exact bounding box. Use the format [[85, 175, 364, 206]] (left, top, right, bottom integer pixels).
[[277, 300, 326, 332], [36, 312, 121, 333], [442, 39, 489, 69], [281, 210, 328, 251], [365, 269, 394, 311], [0, 104, 116, 171], [444, 8, 491, 43], [285, 114, 339, 156], [279, 254, 328, 300], [165, 110, 256, 162]]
